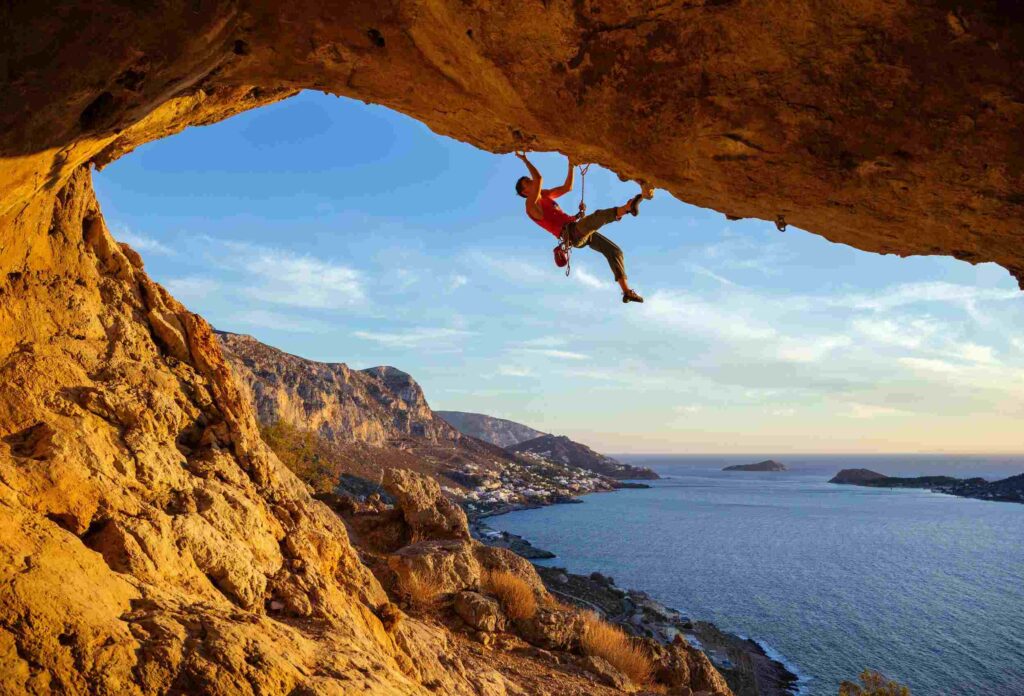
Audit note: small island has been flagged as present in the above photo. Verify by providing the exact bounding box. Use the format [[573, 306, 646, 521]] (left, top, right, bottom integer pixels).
[[723, 459, 787, 472]]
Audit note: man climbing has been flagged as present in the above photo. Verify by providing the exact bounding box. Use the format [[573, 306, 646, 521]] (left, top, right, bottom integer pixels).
[[515, 151, 651, 303]]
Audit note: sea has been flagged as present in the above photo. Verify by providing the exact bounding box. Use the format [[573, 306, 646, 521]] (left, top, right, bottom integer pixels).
[[486, 455, 1024, 696]]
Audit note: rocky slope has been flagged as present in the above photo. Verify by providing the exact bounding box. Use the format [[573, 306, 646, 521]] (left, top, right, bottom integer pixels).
[[437, 411, 547, 449], [0, 169, 483, 695], [510, 435, 659, 480], [218, 331, 462, 448], [218, 331, 633, 515]]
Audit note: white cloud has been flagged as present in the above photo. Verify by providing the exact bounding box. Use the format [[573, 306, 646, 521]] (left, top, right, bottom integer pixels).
[[770, 408, 796, 417], [218, 241, 365, 309], [776, 335, 851, 363], [898, 357, 962, 375], [517, 336, 567, 348], [833, 282, 1019, 312], [573, 266, 609, 289], [234, 309, 332, 333], [114, 228, 174, 255], [642, 291, 777, 342], [689, 265, 738, 286], [512, 348, 589, 360], [674, 405, 703, 414], [165, 276, 219, 303], [353, 327, 471, 348], [498, 365, 533, 377], [447, 274, 468, 291], [846, 402, 910, 419], [465, 251, 548, 284], [852, 317, 938, 349], [946, 342, 998, 365]]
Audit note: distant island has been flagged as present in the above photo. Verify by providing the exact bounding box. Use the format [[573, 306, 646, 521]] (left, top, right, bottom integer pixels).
[[723, 459, 787, 472], [829, 468, 1024, 504]]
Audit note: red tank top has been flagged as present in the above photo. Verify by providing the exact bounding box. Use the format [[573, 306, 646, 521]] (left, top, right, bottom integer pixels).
[[528, 193, 575, 238]]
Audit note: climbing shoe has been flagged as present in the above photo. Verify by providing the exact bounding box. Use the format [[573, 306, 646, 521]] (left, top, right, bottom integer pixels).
[[622, 288, 644, 304], [626, 194, 643, 216]]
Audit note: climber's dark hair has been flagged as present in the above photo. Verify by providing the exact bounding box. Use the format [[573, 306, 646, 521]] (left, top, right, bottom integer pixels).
[[515, 176, 531, 198]]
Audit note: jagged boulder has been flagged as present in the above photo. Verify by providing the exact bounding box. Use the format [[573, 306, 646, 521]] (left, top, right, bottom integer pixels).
[[389, 539, 483, 598], [514, 606, 585, 652], [384, 468, 471, 543], [579, 655, 634, 691], [453, 591, 505, 633], [653, 636, 734, 696]]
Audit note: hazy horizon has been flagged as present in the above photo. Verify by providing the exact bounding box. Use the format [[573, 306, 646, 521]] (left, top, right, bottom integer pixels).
[[94, 91, 1024, 454]]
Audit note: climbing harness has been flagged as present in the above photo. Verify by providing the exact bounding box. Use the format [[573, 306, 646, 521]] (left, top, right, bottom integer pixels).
[[553, 163, 591, 277]]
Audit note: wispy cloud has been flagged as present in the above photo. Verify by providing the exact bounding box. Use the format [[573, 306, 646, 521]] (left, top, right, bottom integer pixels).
[[512, 348, 589, 360], [353, 327, 471, 348], [217, 240, 365, 309], [517, 336, 567, 348], [775, 335, 852, 363], [498, 365, 533, 377], [852, 317, 938, 349], [832, 282, 1019, 312], [114, 227, 174, 255], [465, 251, 548, 284], [573, 266, 609, 289], [689, 264, 738, 286], [234, 309, 332, 333], [642, 291, 777, 342], [447, 274, 468, 291], [165, 276, 219, 303], [845, 402, 911, 419]]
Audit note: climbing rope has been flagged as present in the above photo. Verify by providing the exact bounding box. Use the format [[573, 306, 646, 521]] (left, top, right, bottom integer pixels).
[[553, 164, 592, 278], [576, 163, 592, 218]]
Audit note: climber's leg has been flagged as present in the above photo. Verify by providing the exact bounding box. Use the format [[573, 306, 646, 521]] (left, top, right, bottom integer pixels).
[[584, 232, 628, 286]]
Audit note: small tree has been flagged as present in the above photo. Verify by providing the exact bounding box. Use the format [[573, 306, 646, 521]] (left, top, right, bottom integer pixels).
[[839, 670, 910, 696]]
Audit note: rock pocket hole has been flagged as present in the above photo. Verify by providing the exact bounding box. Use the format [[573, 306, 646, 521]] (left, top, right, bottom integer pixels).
[[367, 28, 385, 48], [79, 92, 117, 131]]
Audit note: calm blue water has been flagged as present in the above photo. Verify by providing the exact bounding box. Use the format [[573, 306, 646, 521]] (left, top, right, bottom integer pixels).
[[488, 456, 1024, 696]]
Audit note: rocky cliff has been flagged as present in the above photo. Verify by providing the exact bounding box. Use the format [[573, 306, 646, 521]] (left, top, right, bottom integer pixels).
[[510, 435, 659, 480], [437, 411, 547, 449], [219, 331, 462, 448], [0, 169, 485, 695], [4, 3, 1023, 283]]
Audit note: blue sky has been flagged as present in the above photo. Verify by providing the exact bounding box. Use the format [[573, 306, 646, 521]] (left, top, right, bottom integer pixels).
[[94, 91, 1024, 454]]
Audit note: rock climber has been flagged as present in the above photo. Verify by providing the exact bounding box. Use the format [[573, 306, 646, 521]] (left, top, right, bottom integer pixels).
[[514, 151, 652, 303]]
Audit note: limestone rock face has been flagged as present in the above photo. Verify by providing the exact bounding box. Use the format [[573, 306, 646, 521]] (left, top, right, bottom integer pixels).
[[0, 170, 508, 695], [3, 2, 1024, 282], [437, 411, 547, 449], [219, 331, 461, 447]]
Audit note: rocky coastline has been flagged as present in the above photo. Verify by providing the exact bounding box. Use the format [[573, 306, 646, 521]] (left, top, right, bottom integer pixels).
[[470, 492, 800, 696], [830, 468, 1024, 504]]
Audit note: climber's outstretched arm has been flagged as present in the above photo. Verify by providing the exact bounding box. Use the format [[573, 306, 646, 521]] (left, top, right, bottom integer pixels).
[[545, 157, 575, 199]]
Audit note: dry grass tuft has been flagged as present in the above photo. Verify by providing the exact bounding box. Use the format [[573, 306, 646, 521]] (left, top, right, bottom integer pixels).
[[482, 569, 538, 620], [580, 611, 653, 686], [398, 570, 441, 609]]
